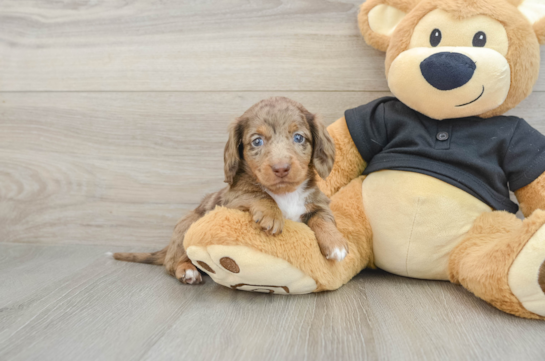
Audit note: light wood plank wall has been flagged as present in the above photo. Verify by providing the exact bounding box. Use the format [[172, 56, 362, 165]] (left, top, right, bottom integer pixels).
[[1, 0, 544, 247]]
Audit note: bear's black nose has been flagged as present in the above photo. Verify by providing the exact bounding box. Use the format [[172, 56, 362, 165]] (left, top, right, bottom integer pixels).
[[420, 52, 476, 91]]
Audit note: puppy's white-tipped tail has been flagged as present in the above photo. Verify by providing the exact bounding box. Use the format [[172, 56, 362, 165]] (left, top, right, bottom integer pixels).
[[105, 251, 114, 258]]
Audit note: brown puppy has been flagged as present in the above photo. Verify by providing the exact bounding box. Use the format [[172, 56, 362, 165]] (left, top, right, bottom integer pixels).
[[113, 97, 349, 284]]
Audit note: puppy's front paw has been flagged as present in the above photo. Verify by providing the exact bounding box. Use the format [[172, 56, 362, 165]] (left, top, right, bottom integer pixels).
[[317, 234, 349, 262], [252, 210, 284, 235], [326, 246, 348, 262]]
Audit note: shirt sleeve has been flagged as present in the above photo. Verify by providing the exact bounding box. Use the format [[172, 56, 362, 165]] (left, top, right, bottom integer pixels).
[[505, 118, 545, 191], [344, 98, 390, 163]]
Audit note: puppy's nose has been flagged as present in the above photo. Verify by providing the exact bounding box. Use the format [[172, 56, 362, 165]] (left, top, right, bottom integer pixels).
[[420, 52, 476, 91], [272, 163, 291, 178]]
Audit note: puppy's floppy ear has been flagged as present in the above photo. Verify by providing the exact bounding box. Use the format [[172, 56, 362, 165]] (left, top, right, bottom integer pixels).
[[305, 112, 335, 179], [224, 117, 245, 185]]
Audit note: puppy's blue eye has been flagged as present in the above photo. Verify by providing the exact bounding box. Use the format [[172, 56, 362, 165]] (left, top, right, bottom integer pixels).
[[252, 138, 263, 147], [293, 134, 304, 144]]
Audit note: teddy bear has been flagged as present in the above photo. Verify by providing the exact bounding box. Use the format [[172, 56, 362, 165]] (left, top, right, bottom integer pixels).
[[182, 0, 545, 320]]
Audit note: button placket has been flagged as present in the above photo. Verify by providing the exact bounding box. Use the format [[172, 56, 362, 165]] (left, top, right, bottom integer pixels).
[[435, 121, 452, 150]]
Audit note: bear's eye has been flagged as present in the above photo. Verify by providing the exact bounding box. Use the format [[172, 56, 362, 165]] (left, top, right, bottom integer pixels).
[[473, 31, 487, 47], [430, 29, 442, 47]]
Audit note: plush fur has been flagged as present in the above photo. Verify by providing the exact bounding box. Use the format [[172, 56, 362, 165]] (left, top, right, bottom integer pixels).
[[315, 117, 367, 198], [449, 210, 545, 320], [535, 17, 545, 44], [515, 172, 545, 217]]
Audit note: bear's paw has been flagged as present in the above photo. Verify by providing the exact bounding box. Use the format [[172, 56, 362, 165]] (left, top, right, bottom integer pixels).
[[186, 245, 317, 294]]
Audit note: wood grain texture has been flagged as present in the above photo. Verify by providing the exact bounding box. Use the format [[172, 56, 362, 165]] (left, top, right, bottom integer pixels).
[[2, 91, 544, 246], [0, 91, 385, 246], [1, 243, 545, 361], [2, 0, 545, 92]]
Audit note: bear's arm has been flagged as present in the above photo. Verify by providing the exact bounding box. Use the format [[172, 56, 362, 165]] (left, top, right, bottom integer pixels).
[[515, 171, 545, 217], [316, 117, 367, 198]]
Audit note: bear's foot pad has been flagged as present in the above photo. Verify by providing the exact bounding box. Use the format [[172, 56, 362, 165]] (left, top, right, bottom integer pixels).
[[509, 224, 545, 316], [186, 245, 317, 294]]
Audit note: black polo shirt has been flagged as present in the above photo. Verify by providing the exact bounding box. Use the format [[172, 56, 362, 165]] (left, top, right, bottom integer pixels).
[[345, 97, 545, 213]]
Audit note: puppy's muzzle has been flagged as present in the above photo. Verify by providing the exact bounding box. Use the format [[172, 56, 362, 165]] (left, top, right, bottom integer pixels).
[[271, 163, 291, 178]]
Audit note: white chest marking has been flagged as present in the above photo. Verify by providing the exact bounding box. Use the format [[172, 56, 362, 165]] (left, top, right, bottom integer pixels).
[[265, 182, 311, 222]]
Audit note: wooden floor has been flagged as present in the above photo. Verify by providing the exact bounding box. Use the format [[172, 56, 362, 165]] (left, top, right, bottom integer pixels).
[[2, 1, 545, 360]]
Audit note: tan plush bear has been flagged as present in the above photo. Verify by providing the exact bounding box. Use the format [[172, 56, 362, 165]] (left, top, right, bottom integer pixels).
[[184, 0, 545, 320]]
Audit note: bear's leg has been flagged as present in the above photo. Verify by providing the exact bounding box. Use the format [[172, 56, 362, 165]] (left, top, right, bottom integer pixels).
[[449, 210, 545, 320], [183, 176, 373, 293]]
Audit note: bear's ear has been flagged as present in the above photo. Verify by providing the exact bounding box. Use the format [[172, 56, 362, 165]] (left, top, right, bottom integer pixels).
[[358, 0, 415, 52], [518, 0, 545, 44]]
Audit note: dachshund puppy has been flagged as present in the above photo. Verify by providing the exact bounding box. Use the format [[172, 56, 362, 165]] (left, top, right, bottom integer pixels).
[[113, 97, 349, 284]]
